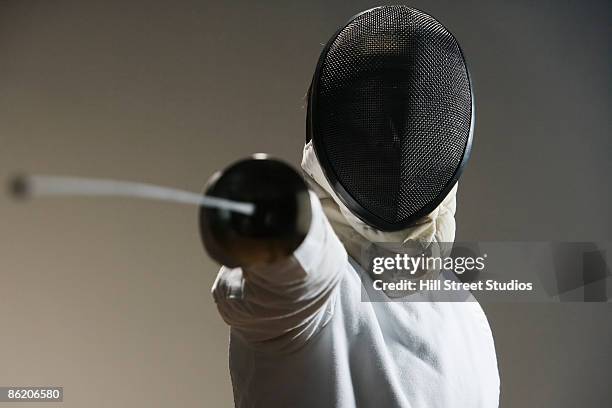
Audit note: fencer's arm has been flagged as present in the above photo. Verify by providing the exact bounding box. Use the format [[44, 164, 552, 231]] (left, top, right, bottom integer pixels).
[[199, 157, 347, 352], [212, 192, 346, 352]]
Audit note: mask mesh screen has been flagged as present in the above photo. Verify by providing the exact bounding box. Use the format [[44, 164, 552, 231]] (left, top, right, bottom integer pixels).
[[313, 6, 471, 226]]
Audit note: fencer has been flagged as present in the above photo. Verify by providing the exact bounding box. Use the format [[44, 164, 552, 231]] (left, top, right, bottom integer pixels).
[[200, 6, 500, 408]]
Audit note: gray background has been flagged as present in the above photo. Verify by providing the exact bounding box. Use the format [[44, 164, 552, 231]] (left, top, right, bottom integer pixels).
[[0, 1, 610, 407]]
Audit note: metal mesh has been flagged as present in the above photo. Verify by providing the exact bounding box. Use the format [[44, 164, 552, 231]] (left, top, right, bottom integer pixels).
[[312, 6, 472, 228]]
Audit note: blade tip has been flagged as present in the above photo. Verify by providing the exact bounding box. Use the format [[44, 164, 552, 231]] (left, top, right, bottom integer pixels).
[[7, 174, 31, 200]]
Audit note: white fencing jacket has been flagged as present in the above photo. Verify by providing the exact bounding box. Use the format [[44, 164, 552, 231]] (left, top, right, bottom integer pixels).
[[212, 142, 500, 407]]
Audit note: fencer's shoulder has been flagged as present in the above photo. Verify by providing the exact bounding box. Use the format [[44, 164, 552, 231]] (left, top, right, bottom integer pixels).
[[211, 266, 245, 303], [294, 191, 347, 273]]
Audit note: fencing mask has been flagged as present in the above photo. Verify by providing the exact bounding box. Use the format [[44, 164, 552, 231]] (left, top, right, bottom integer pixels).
[[306, 5, 473, 231]]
